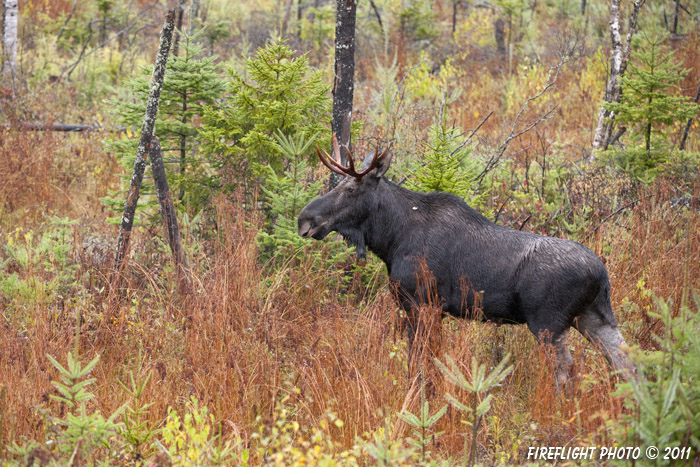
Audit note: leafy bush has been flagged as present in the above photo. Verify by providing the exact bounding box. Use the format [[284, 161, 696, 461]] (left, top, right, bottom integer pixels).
[[0, 217, 80, 321], [251, 397, 354, 466], [601, 148, 700, 185], [157, 397, 240, 466]]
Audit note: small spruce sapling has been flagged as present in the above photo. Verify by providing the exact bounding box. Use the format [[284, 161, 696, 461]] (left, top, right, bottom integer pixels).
[[615, 295, 700, 461], [103, 28, 225, 223], [408, 120, 487, 208], [398, 367, 447, 464], [603, 31, 699, 180], [45, 351, 126, 459], [200, 38, 331, 194], [257, 130, 324, 264], [116, 351, 160, 462], [435, 353, 513, 467]]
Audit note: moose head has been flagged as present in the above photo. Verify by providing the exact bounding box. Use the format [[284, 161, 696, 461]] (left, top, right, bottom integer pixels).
[[297, 135, 391, 259]]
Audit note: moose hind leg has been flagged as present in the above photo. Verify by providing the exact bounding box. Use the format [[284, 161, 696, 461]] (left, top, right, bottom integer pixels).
[[574, 309, 633, 377]]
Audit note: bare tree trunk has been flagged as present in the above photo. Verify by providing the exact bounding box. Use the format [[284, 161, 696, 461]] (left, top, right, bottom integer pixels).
[[368, 0, 384, 32], [113, 9, 176, 288], [55, 0, 79, 45], [1, 0, 18, 79], [172, 0, 186, 57], [609, 126, 626, 146], [329, 0, 357, 190], [494, 18, 506, 60], [591, 0, 645, 158], [1, 122, 126, 132], [297, 0, 304, 43], [679, 85, 700, 150], [178, 89, 187, 202], [149, 136, 192, 293], [672, 0, 680, 34], [100, 7, 108, 45], [281, 0, 295, 38], [452, 0, 458, 34]]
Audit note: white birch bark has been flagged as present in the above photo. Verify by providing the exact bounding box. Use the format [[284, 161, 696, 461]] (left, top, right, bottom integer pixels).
[[591, 0, 645, 158], [1, 0, 18, 78]]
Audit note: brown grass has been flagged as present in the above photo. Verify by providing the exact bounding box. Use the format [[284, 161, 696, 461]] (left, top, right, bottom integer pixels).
[[1, 14, 698, 462], [0, 128, 118, 228], [3, 177, 696, 462]]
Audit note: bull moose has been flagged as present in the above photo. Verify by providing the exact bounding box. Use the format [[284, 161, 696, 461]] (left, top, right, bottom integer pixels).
[[297, 136, 632, 384]]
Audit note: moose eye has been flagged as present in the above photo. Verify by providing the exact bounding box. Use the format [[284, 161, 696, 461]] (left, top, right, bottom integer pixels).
[[347, 185, 357, 194]]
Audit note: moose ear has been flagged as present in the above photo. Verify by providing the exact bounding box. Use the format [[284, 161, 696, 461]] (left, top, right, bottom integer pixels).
[[362, 149, 393, 179]]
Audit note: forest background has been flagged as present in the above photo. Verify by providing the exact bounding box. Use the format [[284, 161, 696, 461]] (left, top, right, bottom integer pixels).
[[0, 0, 699, 465]]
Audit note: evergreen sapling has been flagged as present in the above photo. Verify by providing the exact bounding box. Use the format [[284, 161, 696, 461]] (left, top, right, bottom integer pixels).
[[103, 28, 225, 223], [604, 31, 699, 179]]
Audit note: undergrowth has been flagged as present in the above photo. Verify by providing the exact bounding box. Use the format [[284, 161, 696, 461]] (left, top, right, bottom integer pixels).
[[0, 179, 698, 464], [1, 4, 699, 464]]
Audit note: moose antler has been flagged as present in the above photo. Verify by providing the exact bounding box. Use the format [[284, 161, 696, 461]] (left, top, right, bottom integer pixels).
[[316, 134, 389, 180]]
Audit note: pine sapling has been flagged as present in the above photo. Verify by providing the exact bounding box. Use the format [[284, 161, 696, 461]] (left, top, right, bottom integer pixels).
[[398, 368, 447, 464], [46, 352, 126, 459], [435, 353, 513, 466], [117, 353, 160, 462]]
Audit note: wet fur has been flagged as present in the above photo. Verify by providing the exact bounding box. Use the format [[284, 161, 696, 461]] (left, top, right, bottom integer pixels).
[[298, 159, 632, 381]]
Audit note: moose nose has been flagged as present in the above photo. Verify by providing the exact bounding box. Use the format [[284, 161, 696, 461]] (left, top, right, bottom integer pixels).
[[298, 219, 312, 238]]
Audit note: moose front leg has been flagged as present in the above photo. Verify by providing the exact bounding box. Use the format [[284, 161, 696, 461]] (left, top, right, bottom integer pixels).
[[387, 271, 422, 364], [553, 331, 575, 392]]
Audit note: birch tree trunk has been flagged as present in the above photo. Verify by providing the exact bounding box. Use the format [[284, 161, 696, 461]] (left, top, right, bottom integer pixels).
[[149, 136, 192, 294], [329, 0, 357, 190], [1, 0, 18, 79], [113, 9, 176, 285], [590, 0, 645, 158]]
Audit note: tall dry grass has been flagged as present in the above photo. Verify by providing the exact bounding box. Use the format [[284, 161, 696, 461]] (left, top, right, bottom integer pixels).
[[0, 127, 117, 227], [3, 176, 696, 462]]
